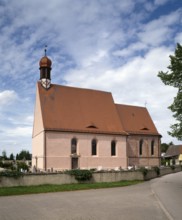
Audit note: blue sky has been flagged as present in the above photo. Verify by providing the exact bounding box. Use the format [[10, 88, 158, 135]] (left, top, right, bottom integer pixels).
[[0, 0, 182, 156]]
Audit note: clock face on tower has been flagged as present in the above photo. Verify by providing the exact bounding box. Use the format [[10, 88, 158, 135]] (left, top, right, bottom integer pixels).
[[41, 78, 51, 89]]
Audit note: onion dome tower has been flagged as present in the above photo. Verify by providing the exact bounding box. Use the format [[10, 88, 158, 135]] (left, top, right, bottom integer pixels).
[[39, 47, 52, 89]]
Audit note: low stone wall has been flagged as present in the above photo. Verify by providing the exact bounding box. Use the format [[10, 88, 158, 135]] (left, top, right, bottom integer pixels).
[[0, 166, 181, 187], [0, 173, 77, 187], [92, 171, 143, 182], [0, 171, 144, 187], [145, 166, 182, 180], [160, 166, 181, 176]]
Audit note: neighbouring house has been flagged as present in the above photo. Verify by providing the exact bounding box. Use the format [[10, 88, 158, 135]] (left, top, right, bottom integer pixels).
[[164, 145, 182, 165], [32, 53, 161, 171]]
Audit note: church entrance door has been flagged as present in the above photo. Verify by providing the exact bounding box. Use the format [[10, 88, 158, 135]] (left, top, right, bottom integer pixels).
[[71, 158, 78, 169]]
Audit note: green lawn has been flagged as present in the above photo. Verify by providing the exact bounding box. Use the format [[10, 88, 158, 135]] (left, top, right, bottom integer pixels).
[[0, 180, 142, 196]]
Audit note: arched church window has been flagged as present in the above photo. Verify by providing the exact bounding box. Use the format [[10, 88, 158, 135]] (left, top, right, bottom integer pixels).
[[139, 139, 143, 155], [71, 138, 77, 154], [151, 140, 155, 155], [92, 139, 97, 156], [111, 140, 116, 156]]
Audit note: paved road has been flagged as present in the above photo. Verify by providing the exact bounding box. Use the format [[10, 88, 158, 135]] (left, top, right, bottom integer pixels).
[[0, 172, 181, 220], [150, 172, 182, 220]]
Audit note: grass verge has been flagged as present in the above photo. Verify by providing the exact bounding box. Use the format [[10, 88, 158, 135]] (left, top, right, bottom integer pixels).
[[0, 180, 142, 197]]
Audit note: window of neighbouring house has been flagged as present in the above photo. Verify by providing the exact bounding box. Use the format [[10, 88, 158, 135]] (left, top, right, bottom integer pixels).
[[151, 140, 154, 155], [71, 138, 77, 154], [139, 139, 143, 156], [92, 139, 97, 156], [111, 140, 116, 156]]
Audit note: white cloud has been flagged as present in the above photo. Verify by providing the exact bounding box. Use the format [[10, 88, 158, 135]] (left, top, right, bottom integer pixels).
[[0, 90, 18, 106], [138, 10, 181, 46], [112, 42, 148, 57], [65, 47, 172, 90], [24, 115, 34, 124], [154, 0, 170, 6], [81, 50, 108, 68], [175, 32, 182, 44], [5, 126, 32, 137]]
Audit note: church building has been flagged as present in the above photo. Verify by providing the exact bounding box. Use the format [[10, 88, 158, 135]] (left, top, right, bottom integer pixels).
[[32, 53, 161, 171]]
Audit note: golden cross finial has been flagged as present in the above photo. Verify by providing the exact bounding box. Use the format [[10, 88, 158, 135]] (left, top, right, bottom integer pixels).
[[44, 45, 47, 56]]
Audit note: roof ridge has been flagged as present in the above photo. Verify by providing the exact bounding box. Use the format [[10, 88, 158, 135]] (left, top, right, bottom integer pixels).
[[48, 82, 112, 94], [115, 103, 146, 109]]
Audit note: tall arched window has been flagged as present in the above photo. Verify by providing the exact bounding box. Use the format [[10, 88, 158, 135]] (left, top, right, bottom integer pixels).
[[151, 140, 155, 155], [71, 138, 77, 154], [92, 139, 97, 156], [111, 140, 116, 156], [139, 139, 143, 155]]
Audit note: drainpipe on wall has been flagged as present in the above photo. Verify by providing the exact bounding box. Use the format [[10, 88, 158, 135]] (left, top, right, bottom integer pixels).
[[35, 156, 38, 172], [44, 131, 47, 171]]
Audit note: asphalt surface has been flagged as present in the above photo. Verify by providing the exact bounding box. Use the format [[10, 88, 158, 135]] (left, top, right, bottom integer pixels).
[[0, 172, 181, 220], [150, 172, 182, 220]]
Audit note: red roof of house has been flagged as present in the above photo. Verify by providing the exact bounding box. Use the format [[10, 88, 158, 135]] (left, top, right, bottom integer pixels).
[[36, 82, 160, 136], [165, 145, 182, 157]]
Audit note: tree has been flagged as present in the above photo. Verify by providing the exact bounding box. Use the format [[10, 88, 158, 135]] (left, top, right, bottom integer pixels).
[[16, 154, 19, 160], [16, 150, 31, 160], [2, 150, 8, 160], [160, 143, 169, 153], [9, 153, 14, 160], [160, 142, 173, 153], [158, 43, 182, 140]]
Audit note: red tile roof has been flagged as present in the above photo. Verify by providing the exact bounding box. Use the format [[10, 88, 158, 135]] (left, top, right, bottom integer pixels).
[[116, 104, 160, 135], [37, 82, 160, 136], [38, 83, 126, 135]]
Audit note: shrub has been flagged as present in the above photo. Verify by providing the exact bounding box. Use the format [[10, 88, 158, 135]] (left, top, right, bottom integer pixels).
[[0, 170, 23, 178], [17, 162, 29, 172], [161, 159, 169, 166], [153, 166, 160, 176], [170, 165, 175, 171], [66, 169, 92, 181], [0, 161, 14, 170], [139, 167, 148, 177]]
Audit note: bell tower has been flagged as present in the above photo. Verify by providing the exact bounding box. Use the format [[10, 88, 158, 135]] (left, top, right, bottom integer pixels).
[[39, 47, 52, 89]]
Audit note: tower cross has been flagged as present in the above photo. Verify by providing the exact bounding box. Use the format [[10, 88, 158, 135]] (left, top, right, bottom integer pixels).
[[44, 45, 47, 56]]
